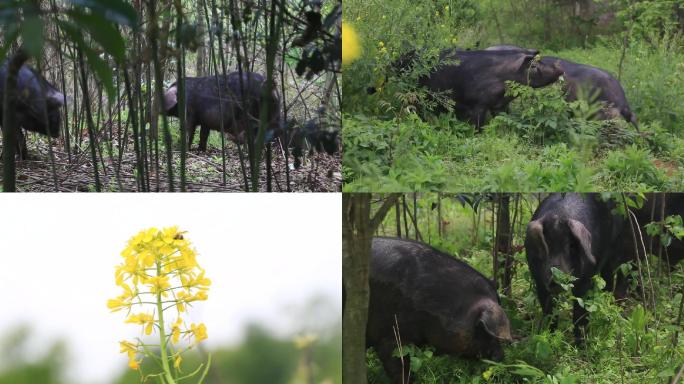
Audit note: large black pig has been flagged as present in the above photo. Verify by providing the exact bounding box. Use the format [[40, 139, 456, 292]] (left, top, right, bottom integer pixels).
[[0, 62, 64, 159], [368, 237, 512, 383], [417, 49, 563, 129], [525, 193, 627, 344], [539, 56, 638, 128], [163, 72, 282, 152]]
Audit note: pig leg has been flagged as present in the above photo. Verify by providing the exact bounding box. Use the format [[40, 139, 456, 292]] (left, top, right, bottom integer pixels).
[[376, 340, 411, 384], [198, 125, 210, 152], [572, 302, 588, 346], [536, 284, 558, 331], [187, 123, 198, 151], [469, 105, 488, 132], [16, 128, 28, 160]]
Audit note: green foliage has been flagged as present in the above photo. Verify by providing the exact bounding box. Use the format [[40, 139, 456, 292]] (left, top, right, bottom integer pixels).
[[478, 0, 619, 50], [0, 326, 67, 384], [645, 213, 684, 247], [616, 0, 684, 44], [344, 0, 684, 191], [115, 322, 341, 384], [0, 0, 137, 102], [342, 114, 451, 191], [344, 109, 684, 191], [601, 145, 667, 190]]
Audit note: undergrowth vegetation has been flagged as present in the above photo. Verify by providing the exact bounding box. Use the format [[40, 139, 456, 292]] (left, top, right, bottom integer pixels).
[[343, 0, 684, 191], [368, 194, 684, 383]]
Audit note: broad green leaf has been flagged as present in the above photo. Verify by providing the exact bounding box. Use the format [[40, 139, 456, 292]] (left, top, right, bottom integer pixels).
[[68, 9, 126, 62], [66, 0, 139, 27], [20, 16, 43, 58], [410, 356, 422, 371], [82, 46, 115, 103]]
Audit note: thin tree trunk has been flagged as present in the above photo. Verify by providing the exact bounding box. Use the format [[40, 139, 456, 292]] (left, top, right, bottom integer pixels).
[[196, 0, 207, 76], [148, 0, 175, 191], [395, 199, 401, 238], [77, 49, 102, 191], [2, 49, 29, 192], [342, 194, 399, 384]]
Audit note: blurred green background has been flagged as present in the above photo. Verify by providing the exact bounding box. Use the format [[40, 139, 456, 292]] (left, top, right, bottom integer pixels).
[[0, 302, 341, 384]]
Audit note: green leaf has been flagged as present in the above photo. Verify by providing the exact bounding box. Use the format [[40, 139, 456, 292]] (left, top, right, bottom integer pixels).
[[66, 0, 139, 28], [20, 16, 44, 58], [68, 9, 126, 62], [83, 47, 115, 102], [410, 356, 423, 371], [657, 367, 675, 377], [512, 366, 545, 377]]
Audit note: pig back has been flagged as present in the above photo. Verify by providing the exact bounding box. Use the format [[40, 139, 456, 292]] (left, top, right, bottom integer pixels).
[[370, 237, 499, 327]]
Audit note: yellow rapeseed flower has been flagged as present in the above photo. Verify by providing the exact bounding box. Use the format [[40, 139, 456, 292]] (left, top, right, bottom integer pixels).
[[110, 227, 210, 380], [342, 22, 361, 66], [148, 275, 171, 296], [125, 313, 155, 335], [190, 323, 208, 344], [171, 317, 183, 344], [120, 340, 141, 370]]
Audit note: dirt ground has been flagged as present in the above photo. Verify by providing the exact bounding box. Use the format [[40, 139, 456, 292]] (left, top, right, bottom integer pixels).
[[0, 138, 341, 192]]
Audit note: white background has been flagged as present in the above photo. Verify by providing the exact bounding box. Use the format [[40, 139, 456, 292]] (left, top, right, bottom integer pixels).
[[0, 193, 341, 384]]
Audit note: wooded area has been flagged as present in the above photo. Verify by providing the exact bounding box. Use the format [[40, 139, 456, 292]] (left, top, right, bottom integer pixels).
[[0, 0, 341, 192]]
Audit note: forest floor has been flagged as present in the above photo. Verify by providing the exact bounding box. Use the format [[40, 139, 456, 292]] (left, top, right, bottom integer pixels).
[[0, 139, 341, 192]]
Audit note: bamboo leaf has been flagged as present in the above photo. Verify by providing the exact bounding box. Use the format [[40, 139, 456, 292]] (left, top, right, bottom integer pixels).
[[20, 16, 44, 58], [68, 9, 127, 62], [66, 0, 139, 27]]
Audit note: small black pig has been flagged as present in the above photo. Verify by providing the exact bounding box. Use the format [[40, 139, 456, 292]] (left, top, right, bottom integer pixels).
[[368, 237, 512, 383]]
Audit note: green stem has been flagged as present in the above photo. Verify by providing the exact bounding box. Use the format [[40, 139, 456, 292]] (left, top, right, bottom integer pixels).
[[156, 262, 176, 384]]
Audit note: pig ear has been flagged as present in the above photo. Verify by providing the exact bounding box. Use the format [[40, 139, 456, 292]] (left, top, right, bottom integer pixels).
[[478, 303, 512, 342], [163, 86, 178, 111], [567, 219, 596, 266], [526, 219, 549, 258], [517, 53, 536, 70]]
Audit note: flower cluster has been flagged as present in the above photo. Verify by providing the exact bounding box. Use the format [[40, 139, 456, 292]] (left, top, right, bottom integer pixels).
[[108, 226, 210, 373]]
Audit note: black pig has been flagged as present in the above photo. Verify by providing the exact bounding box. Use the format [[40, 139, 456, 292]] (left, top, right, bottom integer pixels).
[[0, 62, 64, 159], [418, 49, 563, 129], [368, 237, 512, 383], [525, 193, 627, 344], [540, 56, 638, 128], [163, 72, 282, 152]]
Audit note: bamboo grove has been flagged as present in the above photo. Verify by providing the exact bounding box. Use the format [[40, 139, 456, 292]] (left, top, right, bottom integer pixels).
[[0, 0, 341, 191]]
